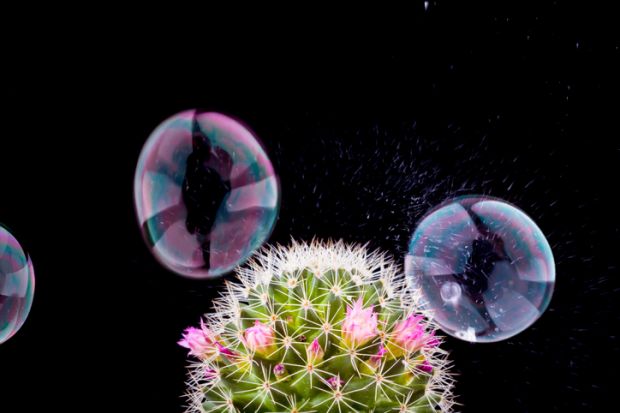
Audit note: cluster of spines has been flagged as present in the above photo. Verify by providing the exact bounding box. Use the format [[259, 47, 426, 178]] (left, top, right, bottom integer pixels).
[[181, 240, 454, 413]]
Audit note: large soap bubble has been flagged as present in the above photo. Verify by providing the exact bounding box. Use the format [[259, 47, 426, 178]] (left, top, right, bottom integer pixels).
[[134, 110, 280, 278], [406, 195, 555, 343], [0, 225, 35, 344]]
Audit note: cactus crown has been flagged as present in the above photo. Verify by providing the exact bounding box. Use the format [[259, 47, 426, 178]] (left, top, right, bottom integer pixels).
[[181, 240, 454, 413]]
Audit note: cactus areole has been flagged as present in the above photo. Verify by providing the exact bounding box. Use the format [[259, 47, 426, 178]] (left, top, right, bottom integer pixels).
[[179, 241, 455, 412]]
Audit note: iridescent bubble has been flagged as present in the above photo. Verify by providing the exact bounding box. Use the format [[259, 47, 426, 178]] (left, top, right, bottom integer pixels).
[[0, 225, 35, 344], [405, 195, 555, 343], [134, 110, 280, 278]]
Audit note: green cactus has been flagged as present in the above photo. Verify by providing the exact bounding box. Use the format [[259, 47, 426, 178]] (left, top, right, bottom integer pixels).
[[180, 241, 454, 413]]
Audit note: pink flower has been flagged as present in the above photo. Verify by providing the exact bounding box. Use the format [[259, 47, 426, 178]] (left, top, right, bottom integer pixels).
[[390, 314, 431, 355], [178, 321, 218, 359], [341, 297, 378, 347], [368, 344, 387, 369], [306, 338, 325, 363], [244, 321, 276, 355]]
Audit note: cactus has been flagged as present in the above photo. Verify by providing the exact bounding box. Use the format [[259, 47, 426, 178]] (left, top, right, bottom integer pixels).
[[179, 241, 454, 413]]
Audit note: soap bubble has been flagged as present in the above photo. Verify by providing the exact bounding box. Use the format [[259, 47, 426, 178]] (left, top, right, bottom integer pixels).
[[0, 225, 35, 344], [406, 195, 555, 343], [134, 110, 280, 278]]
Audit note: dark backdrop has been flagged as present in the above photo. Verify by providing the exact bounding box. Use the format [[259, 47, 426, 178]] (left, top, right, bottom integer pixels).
[[1, 3, 618, 412]]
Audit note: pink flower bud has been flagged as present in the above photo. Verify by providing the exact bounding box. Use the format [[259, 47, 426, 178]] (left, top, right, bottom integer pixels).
[[419, 360, 433, 374], [216, 342, 236, 357], [205, 368, 219, 379], [244, 321, 275, 355], [425, 331, 440, 348], [178, 321, 218, 359], [327, 375, 344, 389], [306, 339, 325, 363], [341, 298, 378, 347], [368, 344, 387, 369], [273, 363, 287, 378]]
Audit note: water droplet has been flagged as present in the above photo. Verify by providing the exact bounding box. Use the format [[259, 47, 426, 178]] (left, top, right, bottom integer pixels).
[[0, 225, 35, 344], [440, 281, 461, 304], [134, 110, 280, 278], [405, 195, 555, 342]]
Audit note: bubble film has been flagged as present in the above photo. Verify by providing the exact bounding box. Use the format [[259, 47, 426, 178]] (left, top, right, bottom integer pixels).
[[0, 225, 35, 344], [134, 110, 280, 278], [406, 196, 555, 343]]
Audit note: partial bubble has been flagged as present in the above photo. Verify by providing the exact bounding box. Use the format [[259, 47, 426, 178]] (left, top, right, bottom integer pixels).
[[405, 195, 555, 343], [134, 110, 280, 278], [0, 225, 35, 344]]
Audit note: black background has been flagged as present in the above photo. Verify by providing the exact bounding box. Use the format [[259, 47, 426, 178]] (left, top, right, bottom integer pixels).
[[1, 3, 618, 412]]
